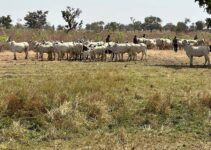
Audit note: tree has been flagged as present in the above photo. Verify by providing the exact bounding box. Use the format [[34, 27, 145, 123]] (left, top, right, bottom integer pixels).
[[163, 23, 176, 32], [184, 18, 191, 30], [189, 23, 196, 31], [142, 16, 162, 32], [61, 6, 83, 33], [86, 21, 104, 31], [118, 24, 128, 31], [195, 0, 211, 29], [176, 22, 188, 32], [0, 15, 12, 29], [195, 0, 211, 14], [184, 18, 191, 25], [24, 10, 48, 28], [57, 25, 65, 31], [195, 21, 205, 30], [104, 22, 120, 31], [44, 23, 55, 31], [205, 18, 211, 29], [130, 17, 142, 32]]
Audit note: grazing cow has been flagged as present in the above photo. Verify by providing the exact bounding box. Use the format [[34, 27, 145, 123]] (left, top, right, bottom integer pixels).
[[183, 40, 210, 66], [6, 37, 29, 60], [34, 41, 55, 61], [127, 43, 147, 61]]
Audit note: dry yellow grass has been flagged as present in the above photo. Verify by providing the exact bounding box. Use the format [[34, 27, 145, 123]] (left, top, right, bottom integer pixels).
[[1, 29, 211, 43], [0, 50, 210, 149]]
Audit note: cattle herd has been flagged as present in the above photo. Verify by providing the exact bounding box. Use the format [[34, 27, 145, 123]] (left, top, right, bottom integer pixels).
[[4, 36, 211, 66]]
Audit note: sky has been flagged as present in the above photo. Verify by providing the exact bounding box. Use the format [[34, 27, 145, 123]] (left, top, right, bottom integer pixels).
[[0, 0, 210, 27]]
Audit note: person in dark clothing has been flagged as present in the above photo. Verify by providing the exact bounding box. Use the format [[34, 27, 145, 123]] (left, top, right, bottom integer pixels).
[[172, 36, 178, 52], [143, 34, 146, 38], [133, 35, 138, 44], [194, 34, 198, 40], [106, 35, 111, 43]]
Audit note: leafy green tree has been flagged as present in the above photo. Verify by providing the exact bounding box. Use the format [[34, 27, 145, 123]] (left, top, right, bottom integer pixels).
[[195, 0, 211, 29], [57, 25, 65, 31], [195, 21, 205, 30], [118, 24, 127, 31], [195, 0, 211, 14], [176, 22, 188, 32], [142, 16, 162, 32], [104, 22, 120, 31], [184, 18, 191, 25], [205, 18, 211, 29], [44, 24, 55, 31], [86, 21, 104, 31], [0, 15, 12, 29], [130, 17, 142, 31], [61, 6, 83, 33], [24, 10, 48, 28], [163, 23, 176, 32]]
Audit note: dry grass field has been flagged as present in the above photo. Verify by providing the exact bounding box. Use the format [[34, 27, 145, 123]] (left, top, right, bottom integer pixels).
[[0, 49, 210, 149]]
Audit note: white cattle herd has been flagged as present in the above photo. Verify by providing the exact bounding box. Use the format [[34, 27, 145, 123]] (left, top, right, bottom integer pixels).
[[5, 36, 211, 66]]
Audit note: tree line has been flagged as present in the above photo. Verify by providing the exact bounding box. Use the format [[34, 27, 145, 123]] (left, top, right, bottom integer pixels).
[[0, 0, 210, 33]]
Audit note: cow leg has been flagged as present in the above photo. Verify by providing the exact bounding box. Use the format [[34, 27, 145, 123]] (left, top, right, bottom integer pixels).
[[127, 53, 131, 61], [47, 52, 50, 60], [118, 54, 120, 61], [79, 54, 82, 61], [205, 55, 210, 66], [14, 52, 17, 60], [50, 52, 53, 61], [141, 52, 144, 61], [143, 52, 147, 61], [53, 52, 56, 61], [190, 56, 193, 67], [41, 52, 44, 61], [110, 53, 114, 61], [49, 52, 53, 61], [58, 52, 61, 61], [36, 51, 39, 59], [204, 56, 207, 66], [25, 50, 28, 59], [134, 53, 137, 61], [66, 53, 69, 60], [119, 53, 122, 61]]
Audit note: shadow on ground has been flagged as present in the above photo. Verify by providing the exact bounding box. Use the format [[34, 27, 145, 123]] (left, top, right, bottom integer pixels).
[[148, 64, 211, 70]]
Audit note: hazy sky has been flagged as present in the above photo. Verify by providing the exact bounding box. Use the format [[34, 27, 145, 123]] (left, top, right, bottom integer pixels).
[[0, 0, 209, 26]]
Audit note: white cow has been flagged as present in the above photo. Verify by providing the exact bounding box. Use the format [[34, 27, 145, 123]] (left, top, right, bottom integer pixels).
[[110, 43, 130, 61], [156, 38, 172, 50], [6, 37, 29, 60], [183, 40, 210, 66], [53, 42, 74, 60], [34, 41, 55, 61], [128, 43, 147, 61]]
